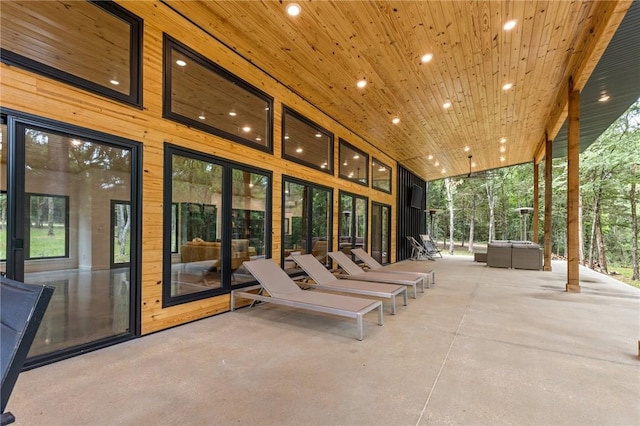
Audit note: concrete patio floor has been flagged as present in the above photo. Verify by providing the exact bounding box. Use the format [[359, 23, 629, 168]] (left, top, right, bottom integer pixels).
[[6, 255, 640, 425]]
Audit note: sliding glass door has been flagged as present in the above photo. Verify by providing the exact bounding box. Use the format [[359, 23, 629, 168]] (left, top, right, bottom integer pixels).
[[371, 202, 390, 264], [1, 111, 141, 366], [338, 191, 368, 256], [282, 178, 332, 269]]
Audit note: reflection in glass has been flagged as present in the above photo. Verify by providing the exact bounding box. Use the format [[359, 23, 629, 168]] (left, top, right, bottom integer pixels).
[[111, 201, 131, 266], [22, 126, 133, 357], [339, 192, 368, 255], [166, 36, 272, 150], [171, 154, 224, 297], [282, 108, 333, 173], [26, 194, 69, 259], [283, 180, 331, 268], [371, 203, 390, 264], [372, 157, 392, 193], [231, 168, 268, 285], [0, 1, 140, 103], [339, 139, 368, 186]]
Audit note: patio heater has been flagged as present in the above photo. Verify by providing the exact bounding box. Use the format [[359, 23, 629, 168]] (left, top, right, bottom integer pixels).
[[515, 207, 534, 241], [428, 209, 438, 239]]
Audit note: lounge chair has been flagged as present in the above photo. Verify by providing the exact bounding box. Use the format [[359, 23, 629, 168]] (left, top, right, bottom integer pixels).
[[291, 254, 407, 314], [406, 236, 433, 261], [233, 259, 383, 341], [419, 234, 443, 258], [351, 248, 435, 289], [328, 250, 426, 297]]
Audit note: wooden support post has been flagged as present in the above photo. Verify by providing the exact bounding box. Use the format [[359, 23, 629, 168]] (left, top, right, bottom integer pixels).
[[532, 161, 539, 244], [566, 78, 581, 292], [544, 135, 552, 271]]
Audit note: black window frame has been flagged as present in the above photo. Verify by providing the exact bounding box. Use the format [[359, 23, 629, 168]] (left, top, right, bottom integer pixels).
[[338, 138, 369, 186], [371, 157, 393, 194], [24, 192, 70, 261], [110, 199, 131, 268], [338, 190, 369, 253], [0, 1, 143, 108], [281, 176, 333, 268], [163, 143, 272, 307], [163, 34, 274, 154], [281, 106, 334, 174]]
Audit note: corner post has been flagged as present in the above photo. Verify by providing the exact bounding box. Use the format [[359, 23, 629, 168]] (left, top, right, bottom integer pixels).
[[566, 77, 581, 292]]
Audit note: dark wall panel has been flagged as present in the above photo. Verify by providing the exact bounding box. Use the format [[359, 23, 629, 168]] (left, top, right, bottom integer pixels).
[[396, 164, 426, 261]]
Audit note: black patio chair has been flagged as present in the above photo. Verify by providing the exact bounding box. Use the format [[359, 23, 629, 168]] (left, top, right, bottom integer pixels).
[[1, 277, 54, 425]]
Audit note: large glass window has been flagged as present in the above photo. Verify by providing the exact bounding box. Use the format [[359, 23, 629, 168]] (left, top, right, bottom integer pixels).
[[371, 202, 391, 264], [111, 200, 131, 267], [26, 193, 69, 259], [231, 168, 269, 286], [164, 146, 271, 306], [164, 35, 273, 151], [283, 178, 332, 269], [339, 139, 368, 186], [282, 107, 333, 174], [0, 1, 142, 106], [1, 116, 141, 365], [338, 192, 368, 255], [372, 157, 392, 193]]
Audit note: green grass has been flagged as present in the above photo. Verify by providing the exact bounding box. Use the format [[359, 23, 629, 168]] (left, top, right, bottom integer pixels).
[[0, 226, 66, 258], [0, 226, 131, 264]]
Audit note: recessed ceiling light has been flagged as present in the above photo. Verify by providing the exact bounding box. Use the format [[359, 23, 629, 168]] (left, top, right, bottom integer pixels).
[[71, 139, 82, 146], [296, 147, 303, 153], [175, 59, 187, 67], [471, 162, 476, 167], [427, 154, 433, 160], [421, 53, 433, 63], [286, 3, 301, 16], [502, 83, 513, 91], [378, 167, 386, 172], [315, 132, 322, 138], [198, 115, 206, 120], [441, 168, 446, 174], [109, 79, 119, 85], [255, 136, 262, 141], [343, 161, 348, 166], [348, 172, 354, 178], [500, 146, 506, 152], [464, 146, 470, 152], [242, 126, 251, 132], [443, 101, 452, 109], [500, 156, 506, 162], [392, 117, 400, 124], [503, 20, 517, 31], [499, 137, 507, 144], [249, 183, 254, 188], [353, 154, 360, 159], [598, 94, 610, 102], [356, 79, 367, 88], [434, 161, 440, 166], [229, 111, 237, 116], [284, 134, 290, 140]]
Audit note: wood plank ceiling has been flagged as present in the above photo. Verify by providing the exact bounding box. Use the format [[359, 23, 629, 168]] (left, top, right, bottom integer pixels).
[[164, 1, 631, 181]]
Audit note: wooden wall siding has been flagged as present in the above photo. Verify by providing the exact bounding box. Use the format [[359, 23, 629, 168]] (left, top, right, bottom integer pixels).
[[0, 1, 398, 335], [163, 1, 629, 181], [396, 165, 426, 261]]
